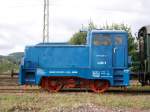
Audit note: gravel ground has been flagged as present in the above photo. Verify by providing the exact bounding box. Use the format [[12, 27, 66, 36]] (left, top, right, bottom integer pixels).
[[42, 103, 150, 112]]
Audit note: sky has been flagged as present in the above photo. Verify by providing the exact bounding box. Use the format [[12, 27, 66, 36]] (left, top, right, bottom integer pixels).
[[0, 0, 150, 55]]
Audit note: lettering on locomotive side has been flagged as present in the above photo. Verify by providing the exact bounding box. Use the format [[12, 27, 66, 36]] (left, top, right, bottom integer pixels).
[[92, 70, 112, 78], [92, 71, 100, 77], [124, 69, 129, 73], [97, 61, 107, 65], [49, 70, 78, 74], [96, 55, 107, 57]]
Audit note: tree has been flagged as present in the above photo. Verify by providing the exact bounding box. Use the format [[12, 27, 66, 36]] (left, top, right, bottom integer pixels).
[[69, 21, 97, 45], [69, 32, 87, 45]]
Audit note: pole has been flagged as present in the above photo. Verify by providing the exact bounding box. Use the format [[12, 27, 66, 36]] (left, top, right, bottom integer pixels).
[[43, 0, 49, 43]]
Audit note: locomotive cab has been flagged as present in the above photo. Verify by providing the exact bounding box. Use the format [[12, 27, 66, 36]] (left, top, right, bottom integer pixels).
[[90, 30, 129, 86]]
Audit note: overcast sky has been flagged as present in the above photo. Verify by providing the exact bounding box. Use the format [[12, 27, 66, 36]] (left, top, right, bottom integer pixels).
[[0, 0, 150, 55]]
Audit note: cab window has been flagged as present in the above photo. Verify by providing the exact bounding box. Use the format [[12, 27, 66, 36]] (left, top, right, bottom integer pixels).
[[93, 34, 111, 46], [115, 36, 123, 45]]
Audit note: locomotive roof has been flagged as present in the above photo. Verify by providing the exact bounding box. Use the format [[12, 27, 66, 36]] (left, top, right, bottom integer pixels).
[[31, 43, 88, 47], [139, 25, 150, 34], [91, 30, 126, 33], [138, 25, 150, 38], [145, 25, 150, 34]]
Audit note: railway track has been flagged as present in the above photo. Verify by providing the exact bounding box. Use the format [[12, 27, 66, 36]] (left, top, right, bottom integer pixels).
[[0, 75, 150, 94], [0, 75, 39, 93], [0, 89, 40, 93], [0, 87, 150, 94]]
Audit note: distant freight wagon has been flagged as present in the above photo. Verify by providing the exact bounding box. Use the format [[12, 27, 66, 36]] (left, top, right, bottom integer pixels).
[[19, 30, 130, 93]]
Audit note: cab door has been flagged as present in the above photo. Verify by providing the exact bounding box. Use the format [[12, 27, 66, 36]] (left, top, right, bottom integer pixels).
[[113, 35, 126, 68], [92, 33, 112, 69]]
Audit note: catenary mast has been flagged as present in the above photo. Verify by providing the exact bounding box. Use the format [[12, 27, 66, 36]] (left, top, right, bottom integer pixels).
[[43, 0, 49, 43]]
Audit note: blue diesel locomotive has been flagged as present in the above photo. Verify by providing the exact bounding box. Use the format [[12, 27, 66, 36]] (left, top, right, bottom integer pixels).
[[19, 30, 130, 93]]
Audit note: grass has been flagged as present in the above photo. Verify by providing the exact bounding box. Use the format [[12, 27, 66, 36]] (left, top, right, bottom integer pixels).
[[0, 92, 150, 112]]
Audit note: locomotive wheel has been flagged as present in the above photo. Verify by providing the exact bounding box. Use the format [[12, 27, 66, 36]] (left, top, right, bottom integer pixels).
[[64, 78, 76, 88], [47, 79, 63, 92], [90, 80, 109, 93], [41, 77, 48, 90]]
